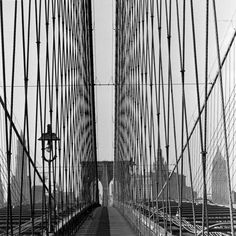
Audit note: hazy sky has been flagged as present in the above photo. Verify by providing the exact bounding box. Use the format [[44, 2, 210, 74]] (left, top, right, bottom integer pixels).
[[93, 0, 114, 162]]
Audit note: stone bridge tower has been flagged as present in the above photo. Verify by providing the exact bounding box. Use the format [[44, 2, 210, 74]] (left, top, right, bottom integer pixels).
[[97, 161, 113, 206]]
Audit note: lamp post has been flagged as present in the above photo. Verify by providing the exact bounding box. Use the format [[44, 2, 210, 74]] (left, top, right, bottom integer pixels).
[[38, 124, 60, 234]]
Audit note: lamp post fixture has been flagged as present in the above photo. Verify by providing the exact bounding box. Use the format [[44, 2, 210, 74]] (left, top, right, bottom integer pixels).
[[38, 124, 60, 234]]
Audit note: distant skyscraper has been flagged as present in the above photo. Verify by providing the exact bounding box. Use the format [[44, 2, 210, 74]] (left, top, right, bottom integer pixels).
[[212, 147, 228, 205], [0, 165, 4, 206], [14, 132, 30, 204], [152, 149, 197, 201]]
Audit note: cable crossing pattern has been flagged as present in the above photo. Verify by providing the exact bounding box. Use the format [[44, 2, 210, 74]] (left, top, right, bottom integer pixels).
[[1, 0, 236, 235], [0, 0, 98, 235], [114, 0, 236, 235]]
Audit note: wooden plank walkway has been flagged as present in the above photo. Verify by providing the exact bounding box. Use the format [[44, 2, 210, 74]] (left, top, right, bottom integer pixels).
[[75, 207, 137, 236]]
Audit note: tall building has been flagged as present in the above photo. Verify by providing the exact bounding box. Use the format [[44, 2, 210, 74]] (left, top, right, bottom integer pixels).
[[13, 133, 30, 204], [33, 185, 43, 203], [0, 165, 4, 206], [212, 148, 228, 205], [152, 149, 197, 201]]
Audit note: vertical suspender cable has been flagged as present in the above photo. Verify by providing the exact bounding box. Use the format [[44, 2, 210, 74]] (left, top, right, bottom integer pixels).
[[212, 0, 235, 234]]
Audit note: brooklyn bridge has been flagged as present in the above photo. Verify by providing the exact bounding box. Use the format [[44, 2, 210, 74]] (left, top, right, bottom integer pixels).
[[0, 0, 236, 235]]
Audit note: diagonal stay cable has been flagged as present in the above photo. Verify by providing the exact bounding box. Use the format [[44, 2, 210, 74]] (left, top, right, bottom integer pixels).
[[0, 96, 50, 195], [158, 28, 236, 199], [212, 0, 235, 234]]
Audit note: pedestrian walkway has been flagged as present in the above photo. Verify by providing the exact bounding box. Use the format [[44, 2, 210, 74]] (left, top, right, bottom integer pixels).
[[75, 207, 137, 236]]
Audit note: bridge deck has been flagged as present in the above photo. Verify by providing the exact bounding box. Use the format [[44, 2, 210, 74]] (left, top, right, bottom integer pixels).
[[75, 207, 137, 236]]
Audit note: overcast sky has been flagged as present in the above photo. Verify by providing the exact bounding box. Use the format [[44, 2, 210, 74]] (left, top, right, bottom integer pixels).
[[93, 0, 114, 162]]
